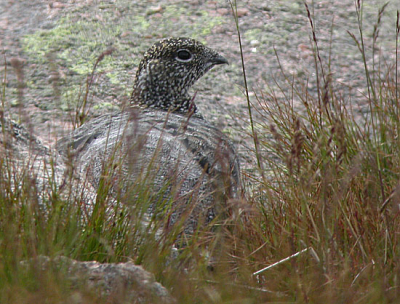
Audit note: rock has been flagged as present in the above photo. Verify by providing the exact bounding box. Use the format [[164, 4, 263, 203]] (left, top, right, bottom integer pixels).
[[21, 256, 176, 304]]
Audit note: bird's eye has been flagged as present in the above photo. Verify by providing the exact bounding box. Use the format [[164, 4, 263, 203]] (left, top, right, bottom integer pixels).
[[176, 49, 192, 62]]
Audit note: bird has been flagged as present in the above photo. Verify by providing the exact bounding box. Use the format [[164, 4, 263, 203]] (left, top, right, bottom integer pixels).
[[57, 37, 241, 236]]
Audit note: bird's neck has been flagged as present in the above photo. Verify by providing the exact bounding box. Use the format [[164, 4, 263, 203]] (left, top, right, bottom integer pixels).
[[130, 81, 197, 114]]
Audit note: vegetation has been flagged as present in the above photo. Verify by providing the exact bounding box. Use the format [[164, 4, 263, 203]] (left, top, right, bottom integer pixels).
[[1, 1, 400, 303]]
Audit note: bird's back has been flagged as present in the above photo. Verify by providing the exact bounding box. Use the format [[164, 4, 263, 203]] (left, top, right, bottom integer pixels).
[[57, 108, 240, 234]]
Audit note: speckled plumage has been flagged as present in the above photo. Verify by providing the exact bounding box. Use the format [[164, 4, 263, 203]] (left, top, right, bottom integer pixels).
[[57, 38, 240, 235]]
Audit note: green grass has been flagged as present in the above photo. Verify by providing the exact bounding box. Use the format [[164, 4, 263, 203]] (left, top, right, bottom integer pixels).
[[1, 1, 400, 303]]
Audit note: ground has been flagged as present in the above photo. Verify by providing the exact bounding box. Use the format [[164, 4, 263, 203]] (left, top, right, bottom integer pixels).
[[1, 0, 399, 170]]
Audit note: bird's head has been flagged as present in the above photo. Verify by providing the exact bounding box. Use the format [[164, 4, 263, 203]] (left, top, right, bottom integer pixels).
[[131, 37, 228, 113]]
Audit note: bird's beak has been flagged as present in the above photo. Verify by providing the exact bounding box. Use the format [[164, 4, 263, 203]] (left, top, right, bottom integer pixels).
[[212, 54, 229, 66]]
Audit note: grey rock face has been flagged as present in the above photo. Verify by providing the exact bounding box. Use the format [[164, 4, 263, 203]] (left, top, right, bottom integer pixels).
[[57, 37, 241, 234], [21, 256, 176, 304]]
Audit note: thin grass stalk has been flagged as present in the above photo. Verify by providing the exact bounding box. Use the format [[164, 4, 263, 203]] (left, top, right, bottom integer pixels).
[[353, 1, 388, 211], [304, 2, 327, 123], [379, 8, 400, 266], [355, 0, 376, 102], [75, 48, 115, 127], [1, 54, 8, 161], [396, 11, 399, 118], [373, 3, 389, 204], [228, 0, 265, 182], [1, 54, 6, 120], [327, 16, 335, 80], [372, 3, 388, 87]]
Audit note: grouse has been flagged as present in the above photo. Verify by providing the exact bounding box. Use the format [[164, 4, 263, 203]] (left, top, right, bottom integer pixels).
[[57, 37, 241, 235]]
